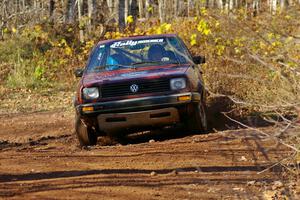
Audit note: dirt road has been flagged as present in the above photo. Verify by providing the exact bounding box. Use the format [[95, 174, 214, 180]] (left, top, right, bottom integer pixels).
[[0, 111, 298, 199]]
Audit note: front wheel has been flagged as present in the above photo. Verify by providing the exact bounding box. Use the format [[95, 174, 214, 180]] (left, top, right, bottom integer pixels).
[[75, 116, 98, 147], [185, 103, 207, 133]]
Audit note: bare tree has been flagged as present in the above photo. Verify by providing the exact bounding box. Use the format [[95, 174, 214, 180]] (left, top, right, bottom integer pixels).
[[0, 0, 299, 39], [216, 0, 224, 9], [87, 0, 94, 32], [253, 0, 259, 17], [49, 0, 55, 20], [115, 0, 125, 31], [159, 0, 164, 22], [125, 0, 129, 22], [138, 0, 144, 18], [145, 0, 151, 18], [129, 0, 138, 22], [107, 0, 114, 13], [271, 0, 278, 14], [77, 0, 84, 42], [174, 0, 179, 17], [66, 0, 76, 23], [187, 0, 193, 17], [280, 0, 288, 10]]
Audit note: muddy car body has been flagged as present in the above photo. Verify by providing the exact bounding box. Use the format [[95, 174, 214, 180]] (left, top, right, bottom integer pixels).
[[74, 34, 207, 146]]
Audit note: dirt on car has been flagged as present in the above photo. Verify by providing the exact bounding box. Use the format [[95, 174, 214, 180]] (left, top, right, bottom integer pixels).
[[0, 111, 299, 199]]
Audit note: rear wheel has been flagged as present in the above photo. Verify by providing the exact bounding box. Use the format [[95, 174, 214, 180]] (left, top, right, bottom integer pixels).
[[75, 116, 97, 147], [185, 103, 207, 133]]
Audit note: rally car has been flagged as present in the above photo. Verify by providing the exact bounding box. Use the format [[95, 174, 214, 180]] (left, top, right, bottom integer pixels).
[[74, 34, 207, 146]]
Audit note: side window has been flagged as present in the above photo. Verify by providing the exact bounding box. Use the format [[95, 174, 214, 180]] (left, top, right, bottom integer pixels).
[[167, 37, 190, 63], [168, 37, 181, 51], [86, 45, 106, 71], [176, 37, 193, 61]]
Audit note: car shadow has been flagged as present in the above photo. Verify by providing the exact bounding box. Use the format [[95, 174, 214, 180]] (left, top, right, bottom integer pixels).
[[0, 165, 285, 183], [1, 164, 295, 198]]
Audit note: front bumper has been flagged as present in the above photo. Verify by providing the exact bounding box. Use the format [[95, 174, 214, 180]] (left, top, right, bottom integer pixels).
[[76, 92, 201, 116], [97, 107, 180, 132]]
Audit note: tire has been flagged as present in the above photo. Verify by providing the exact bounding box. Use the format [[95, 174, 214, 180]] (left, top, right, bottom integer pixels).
[[75, 116, 97, 147], [185, 102, 207, 133]]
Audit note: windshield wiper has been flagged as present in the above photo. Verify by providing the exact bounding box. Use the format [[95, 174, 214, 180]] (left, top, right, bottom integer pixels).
[[168, 61, 181, 65], [131, 61, 162, 66], [93, 64, 133, 70], [132, 60, 181, 66]]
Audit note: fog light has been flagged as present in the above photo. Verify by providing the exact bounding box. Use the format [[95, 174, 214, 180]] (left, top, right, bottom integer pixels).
[[82, 106, 94, 112], [178, 95, 191, 101]]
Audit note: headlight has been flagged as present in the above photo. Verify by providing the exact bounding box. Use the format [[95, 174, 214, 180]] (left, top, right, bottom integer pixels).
[[82, 87, 99, 99], [170, 78, 186, 90]]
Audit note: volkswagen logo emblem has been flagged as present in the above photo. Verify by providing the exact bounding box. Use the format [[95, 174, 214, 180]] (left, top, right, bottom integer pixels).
[[130, 84, 139, 93]]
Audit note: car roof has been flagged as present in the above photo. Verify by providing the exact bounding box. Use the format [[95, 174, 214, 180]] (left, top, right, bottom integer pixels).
[[97, 34, 178, 46]]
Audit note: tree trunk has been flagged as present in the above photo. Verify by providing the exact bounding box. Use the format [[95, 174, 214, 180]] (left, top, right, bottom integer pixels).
[[87, 0, 93, 32], [21, 0, 25, 10], [49, 0, 55, 19], [125, 0, 129, 22], [255, 0, 261, 16], [174, 0, 179, 17], [280, 0, 287, 10], [145, 0, 150, 18], [205, 0, 209, 8], [287, 0, 292, 6], [33, 0, 37, 22], [229, 0, 234, 10], [138, 0, 143, 18], [107, 0, 113, 13], [66, 0, 76, 23], [159, 0, 164, 22], [117, 0, 125, 31], [224, 0, 228, 12], [114, 0, 118, 23], [216, 0, 223, 9], [271, 0, 277, 14], [129, 0, 138, 18], [164, 0, 169, 21], [187, 0, 192, 17], [77, 0, 84, 42]]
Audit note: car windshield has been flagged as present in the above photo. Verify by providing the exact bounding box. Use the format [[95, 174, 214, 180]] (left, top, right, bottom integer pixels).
[[86, 36, 193, 72]]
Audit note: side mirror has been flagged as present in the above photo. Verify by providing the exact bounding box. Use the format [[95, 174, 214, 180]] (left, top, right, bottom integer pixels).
[[192, 56, 206, 64], [74, 69, 84, 77]]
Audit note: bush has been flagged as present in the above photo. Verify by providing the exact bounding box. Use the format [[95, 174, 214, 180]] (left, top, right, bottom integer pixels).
[[104, 7, 300, 113], [0, 24, 93, 90]]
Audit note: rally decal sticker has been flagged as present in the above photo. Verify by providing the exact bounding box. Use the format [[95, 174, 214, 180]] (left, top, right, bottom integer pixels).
[[111, 39, 164, 48]]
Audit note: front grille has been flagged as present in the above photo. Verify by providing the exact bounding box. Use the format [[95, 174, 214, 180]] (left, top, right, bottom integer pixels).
[[101, 78, 170, 98]]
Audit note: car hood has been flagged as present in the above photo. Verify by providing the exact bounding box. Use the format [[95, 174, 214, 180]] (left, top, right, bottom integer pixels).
[[82, 64, 190, 87]]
